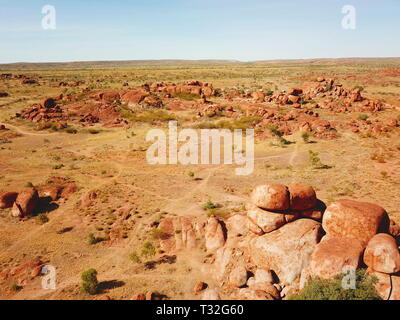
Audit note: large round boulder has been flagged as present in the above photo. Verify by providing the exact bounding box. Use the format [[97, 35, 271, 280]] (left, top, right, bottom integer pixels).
[[309, 238, 364, 279], [364, 233, 400, 274], [288, 183, 317, 210], [11, 188, 39, 217], [250, 184, 289, 211], [322, 199, 389, 246]]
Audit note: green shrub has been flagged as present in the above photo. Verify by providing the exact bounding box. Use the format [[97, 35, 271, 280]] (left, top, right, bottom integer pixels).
[[10, 283, 22, 292], [88, 233, 103, 245], [37, 213, 49, 225], [353, 85, 365, 92], [359, 113, 369, 121], [141, 242, 156, 257], [175, 92, 200, 101], [25, 182, 34, 188], [202, 200, 219, 210], [150, 228, 169, 240], [81, 268, 99, 295], [129, 251, 141, 264], [301, 131, 311, 143], [289, 269, 381, 300], [309, 150, 331, 169]]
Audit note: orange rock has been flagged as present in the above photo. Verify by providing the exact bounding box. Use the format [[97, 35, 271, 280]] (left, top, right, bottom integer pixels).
[[250, 184, 290, 211], [205, 217, 225, 252], [246, 203, 286, 233], [322, 199, 389, 246], [288, 183, 317, 210], [0, 192, 18, 209], [229, 266, 248, 288], [193, 281, 208, 294], [250, 219, 322, 284], [309, 238, 364, 279], [364, 234, 400, 274], [11, 188, 39, 218]]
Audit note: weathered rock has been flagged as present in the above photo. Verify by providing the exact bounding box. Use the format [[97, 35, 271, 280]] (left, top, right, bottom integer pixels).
[[131, 293, 146, 300], [193, 281, 208, 294], [11, 188, 39, 217], [0, 192, 18, 209], [158, 217, 197, 253], [254, 269, 274, 284], [205, 217, 225, 252], [368, 270, 400, 300], [364, 233, 400, 274], [227, 214, 249, 236], [246, 203, 286, 233], [248, 282, 280, 300], [389, 219, 400, 237], [41, 186, 62, 201], [41, 98, 56, 108], [202, 288, 221, 300], [229, 266, 248, 288], [288, 183, 317, 210], [322, 199, 389, 246], [309, 238, 364, 279], [250, 184, 290, 211], [237, 288, 275, 300], [250, 219, 322, 284]]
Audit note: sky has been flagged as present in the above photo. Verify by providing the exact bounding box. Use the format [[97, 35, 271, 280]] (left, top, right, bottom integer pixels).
[[0, 0, 399, 63]]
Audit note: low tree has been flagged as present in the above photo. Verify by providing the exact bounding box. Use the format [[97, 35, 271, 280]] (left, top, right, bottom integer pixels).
[[81, 268, 99, 295]]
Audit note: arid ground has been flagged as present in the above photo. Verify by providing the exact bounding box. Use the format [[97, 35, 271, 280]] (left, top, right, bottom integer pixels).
[[0, 58, 399, 300]]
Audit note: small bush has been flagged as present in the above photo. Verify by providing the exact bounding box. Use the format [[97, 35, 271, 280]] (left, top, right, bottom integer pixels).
[[10, 284, 22, 292], [150, 228, 169, 240], [25, 182, 34, 188], [353, 85, 365, 92], [81, 268, 99, 295], [202, 200, 219, 210], [37, 213, 49, 225], [52, 164, 64, 170], [188, 171, 195, 178], [301, 131, 311, 143], [309, 150, 331, 169], [359, 114, 369, 121], [289, 269, 381, 300], [88, 233, 103, 245], [141, 242, 156, 257], [129, 251, 141, 264]]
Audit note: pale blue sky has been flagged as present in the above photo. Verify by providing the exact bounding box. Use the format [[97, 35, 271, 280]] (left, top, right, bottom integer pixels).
[[0, 0, 399, 63]]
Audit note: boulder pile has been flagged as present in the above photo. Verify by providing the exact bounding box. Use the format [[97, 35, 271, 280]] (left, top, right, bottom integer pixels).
[[0, 179, 77, 219], [153, 182, 400, 300]]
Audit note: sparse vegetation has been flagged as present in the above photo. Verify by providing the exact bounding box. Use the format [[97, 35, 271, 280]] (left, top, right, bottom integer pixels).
[[141, 242, 156, 257], [289, 270, 380, 300], [129, 251, 141, 264], [309, 150, 331, 169], [81, 268, 99, 295]]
